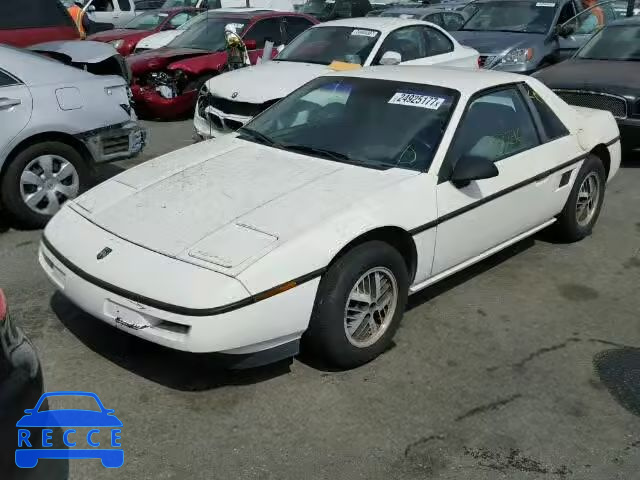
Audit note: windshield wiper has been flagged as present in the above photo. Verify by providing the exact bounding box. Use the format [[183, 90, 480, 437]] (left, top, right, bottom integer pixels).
[[278, 143, 386, 169], [238, 127, 276, 146]]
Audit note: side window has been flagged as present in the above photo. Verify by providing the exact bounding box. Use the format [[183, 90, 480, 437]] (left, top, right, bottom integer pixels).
[[244, 18, 283, 48], [421, 26, 454, 56], [448, 88, 540, 165], [118, 0, 131, 11], [522, 84, 569, 140], [425, 13, 444, 27], [283, 17, 315, 43], [557, 1, 576, 24], [374, 27, 426, 64], [335, 0, 353, 18], [93, 0, 115, 12], [441, 12, 465, 31], [170, 12, 191, 27], [0, 70, 18, 87]]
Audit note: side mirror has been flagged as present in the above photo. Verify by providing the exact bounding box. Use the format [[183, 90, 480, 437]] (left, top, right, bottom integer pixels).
[[556, 23, 575, 37], [87, 4, 96, 12], [244, 39, 257, 50], [450, 154, 499, 188], [379, 50, 401, 65]]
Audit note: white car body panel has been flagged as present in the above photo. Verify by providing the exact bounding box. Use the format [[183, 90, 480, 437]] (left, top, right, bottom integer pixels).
[[41, 66, 620, 357], [0, 44, 145, 174], [135, 30, 184, 51], [195, 17, 479, 138]]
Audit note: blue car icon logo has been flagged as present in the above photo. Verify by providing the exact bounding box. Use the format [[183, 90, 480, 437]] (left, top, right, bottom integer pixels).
[[16, 391, 123, 468]]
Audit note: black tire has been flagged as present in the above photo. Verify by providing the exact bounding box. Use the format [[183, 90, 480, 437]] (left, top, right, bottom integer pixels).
[[554, 153, 606, 242], [0, 141, 89, 229], [304, 241, 409, 369]]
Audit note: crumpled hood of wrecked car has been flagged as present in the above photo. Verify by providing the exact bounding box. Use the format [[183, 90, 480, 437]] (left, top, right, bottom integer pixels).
[[70, 137, 417, 273]]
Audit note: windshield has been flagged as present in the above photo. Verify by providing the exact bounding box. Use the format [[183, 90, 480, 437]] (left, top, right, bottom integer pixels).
[[578, 24, 640, 60], [123, 11, 170, 30], [163, 0, 201, 6], [177, 11, 207, 30], [277, 27, 381, 66], [461, 0, 557, 34], [242, 76, 458, 171], [168, 17, 247, 50]]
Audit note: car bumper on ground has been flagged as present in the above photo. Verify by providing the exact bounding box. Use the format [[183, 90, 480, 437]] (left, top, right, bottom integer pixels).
[[131, 85, 198, 119], [78, 121, 147, 164], [38, 210, 319, 364], [617, 118, 640, 153]]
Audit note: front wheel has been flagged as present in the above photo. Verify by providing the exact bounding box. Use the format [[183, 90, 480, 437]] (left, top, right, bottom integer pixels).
[[304, 241, 409, 369], [0, 141, 89, 229], [554, 153, 606, 242]]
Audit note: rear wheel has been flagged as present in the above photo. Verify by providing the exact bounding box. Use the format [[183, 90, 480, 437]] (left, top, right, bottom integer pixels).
[[554, 153, 606, 242], [304, 241, 409, 369], [0, 141, 89, 229]]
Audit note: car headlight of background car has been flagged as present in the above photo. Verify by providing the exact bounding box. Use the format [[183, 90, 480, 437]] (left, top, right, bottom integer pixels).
[[110, 40, 125, 49], [500, 47, 534, 65]]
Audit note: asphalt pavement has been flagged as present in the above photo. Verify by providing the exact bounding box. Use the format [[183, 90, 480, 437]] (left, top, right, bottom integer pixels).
[[1, 120, 639, 480]]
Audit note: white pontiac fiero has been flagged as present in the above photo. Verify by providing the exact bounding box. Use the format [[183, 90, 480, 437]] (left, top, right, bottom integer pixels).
[[41, 66, 620, 369], [194, 17, 479, 139]]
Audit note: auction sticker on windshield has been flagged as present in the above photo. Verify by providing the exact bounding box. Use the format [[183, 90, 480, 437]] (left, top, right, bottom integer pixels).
[[535, 2, 556, 6], [351, 29, 378, 37], [389, 92, 445, 110]]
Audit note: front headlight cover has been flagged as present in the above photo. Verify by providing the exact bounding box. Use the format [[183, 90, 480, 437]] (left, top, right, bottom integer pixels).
[[501, 47, 534, 65], [110, 39, 125, 49]]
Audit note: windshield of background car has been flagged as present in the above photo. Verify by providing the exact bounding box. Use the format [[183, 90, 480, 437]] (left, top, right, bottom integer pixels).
[[177, 11, 207, 30], [577, 24, 640, 60], [168, 17, 247, 50], [164, 0, 201, 6], [243, 76, 458, 171], [461, 0, 557, 33], [124, 11, 170, 29], [276, 27, 381, 66], [300, 0, 336, 15]]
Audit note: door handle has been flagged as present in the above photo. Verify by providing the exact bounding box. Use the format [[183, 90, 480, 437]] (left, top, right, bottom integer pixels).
[[0, 98, 21, 110]]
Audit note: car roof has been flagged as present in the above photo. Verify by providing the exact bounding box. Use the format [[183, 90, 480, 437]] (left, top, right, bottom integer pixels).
[[325, 65, 524, 94], [319, 16, 443, 32], [158, 6, 203, 13], [201, 9, 302, 20], [382, 5, 463, 14]]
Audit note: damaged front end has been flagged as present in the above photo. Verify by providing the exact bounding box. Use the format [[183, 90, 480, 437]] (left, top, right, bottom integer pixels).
[[131, 67, 203, 119]]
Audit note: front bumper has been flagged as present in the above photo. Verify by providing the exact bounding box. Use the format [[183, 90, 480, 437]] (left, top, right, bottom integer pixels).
[[193, 103, 251, 140], [39, 210, 319, 356], [131, 84, 198, 120], [79, 121, 147, 164]]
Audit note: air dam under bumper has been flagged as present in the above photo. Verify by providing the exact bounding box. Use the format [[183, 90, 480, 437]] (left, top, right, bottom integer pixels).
[[39, 209, 319, 355]]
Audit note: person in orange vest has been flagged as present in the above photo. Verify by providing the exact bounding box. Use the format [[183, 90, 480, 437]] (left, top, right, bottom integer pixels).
[[67, 1, 87, 39]]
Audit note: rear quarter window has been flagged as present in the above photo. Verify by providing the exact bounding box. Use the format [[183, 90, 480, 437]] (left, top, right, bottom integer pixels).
[[0, 0, 75, 29]]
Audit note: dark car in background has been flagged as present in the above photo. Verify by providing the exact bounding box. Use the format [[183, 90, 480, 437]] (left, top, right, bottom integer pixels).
[[87, 7, 203, 56], [296, 0, 373, 21], [0, 0, 79, 48], [451, 0, 617, 73], [0, 289, 65, 479], [534, 16, 640, 153], [372, 5, 469, 30]]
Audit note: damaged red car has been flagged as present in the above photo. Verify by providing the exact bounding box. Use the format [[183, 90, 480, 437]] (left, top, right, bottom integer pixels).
[[87, 7, 203, 57], [127, 10, 318, 120]]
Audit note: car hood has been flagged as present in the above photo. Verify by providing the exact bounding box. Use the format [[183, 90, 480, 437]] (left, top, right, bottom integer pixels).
[[128, 47, 213, 74], [87, 29, 148, 42], [136, 30, 184, 49], [71, 137, 417, 272], [30, 40, 120, 64], [534, 59, 640, 97], [451, 30, 543, 55], [208, 61, 331, 103], [17, 410, 123, 428]]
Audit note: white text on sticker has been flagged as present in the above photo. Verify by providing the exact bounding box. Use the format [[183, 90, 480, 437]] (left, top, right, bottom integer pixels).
[[535, 2, 556, 6], [351, 29, 378, 37], [388, 93, 445, 110]]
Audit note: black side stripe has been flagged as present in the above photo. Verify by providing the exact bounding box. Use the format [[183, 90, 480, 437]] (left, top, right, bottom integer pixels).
[[409, 138, 620, 237], [41, 236, 325, 317]]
